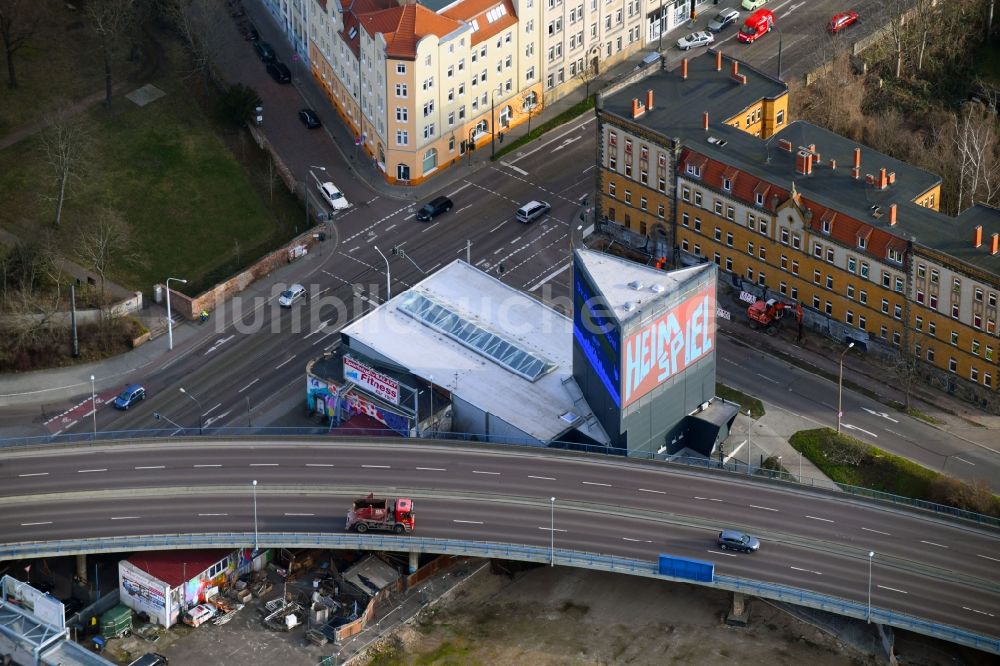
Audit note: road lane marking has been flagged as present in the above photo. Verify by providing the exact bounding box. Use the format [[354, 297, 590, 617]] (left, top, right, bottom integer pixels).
[[952, 456, 975, 466], [500, 161, 529, 175], [920, 540, 948, 549], [110, 516, 141, 520], [622, 537, 653, 543], [876, 585, 908, 594], [417, 467, 447, 471], [194, 464, 222, 468], [861, 527, 890, 536], [203, 403, 222, 416], [491, 220, 509, 233], [473, 470, 500, 475], [529, 475, 556, 480], [199, 513, 228, 516], [18, 472, 49, 477], [275, 356, 297, 369], [862, 407, 899, 423], [749, 504, 779, 512], [638, 488, 665, 494], [528, 262, 571, 292], [205, 335, 234, 354], [977, 554, 1000, 563], [711, 550, 737, 557], [539, 527, 567, 532], [805, 515, 834, 523], [250, 463, 279, 467], [21, 521, 52, 526], [708, 498, 723, 502], [447, 182, 472, 198], [238, 378, 260, 393], [420, 222, 440, 233], [304, 320, 331, 338], [362, 465, 390, 469], [454, 519, 484, 524], [790, 566, 823, 575], [384, 224, 397, 232], [962, 606, 996, 617], [755, 373, 779, 384], [582, 481, 611, 487], [78, 469, 107, 473], [284, 513, 314, 516], [135, 466, 165, 470], [843, 423, 878, 438], [306, 463, 334, 467]]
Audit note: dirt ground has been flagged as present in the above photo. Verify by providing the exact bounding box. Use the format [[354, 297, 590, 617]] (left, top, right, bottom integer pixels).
[[361, 566, 873, 666]]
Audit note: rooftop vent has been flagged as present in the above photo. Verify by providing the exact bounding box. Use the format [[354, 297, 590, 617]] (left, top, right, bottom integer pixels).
[[628, 280, 644, 290], [650, 284, 665, 293], [706, 136, 728, 147], [622, 301, 636, 312], [560, 411, 580, 424]]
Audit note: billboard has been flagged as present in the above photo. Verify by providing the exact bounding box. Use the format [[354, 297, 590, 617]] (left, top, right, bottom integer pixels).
[[572, 266, 621, 407], [621, 285, 715, 408], [343, 355, 400, 405]]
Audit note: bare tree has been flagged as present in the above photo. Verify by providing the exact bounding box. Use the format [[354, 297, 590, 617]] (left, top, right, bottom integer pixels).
[[953, 106, 1000, 212], [889, 355, 920, 410], [574, 59, 600, 99], [75, 207, 139, 312], [0, 0, 41, 88], [162, 0, 228, 81], [40, 113, 90, 228], [86, 0, 134, 106], [519, 90, 539, 135]]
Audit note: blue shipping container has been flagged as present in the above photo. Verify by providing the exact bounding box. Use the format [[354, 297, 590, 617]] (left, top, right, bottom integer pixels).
[[658, 554, 715, 582]]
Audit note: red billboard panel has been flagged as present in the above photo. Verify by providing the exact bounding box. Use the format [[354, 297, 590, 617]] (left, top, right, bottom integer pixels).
[[621, 286, 715, 408]]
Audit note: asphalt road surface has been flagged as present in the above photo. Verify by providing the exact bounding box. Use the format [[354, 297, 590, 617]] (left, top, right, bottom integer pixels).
[[1, 440, 998, 640]]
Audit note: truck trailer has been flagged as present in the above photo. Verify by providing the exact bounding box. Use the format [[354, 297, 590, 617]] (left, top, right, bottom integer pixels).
[[346, 494, 414, 534]]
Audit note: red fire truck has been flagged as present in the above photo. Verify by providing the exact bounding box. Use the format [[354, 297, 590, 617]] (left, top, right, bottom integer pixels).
[[346, 494, 415, 534]]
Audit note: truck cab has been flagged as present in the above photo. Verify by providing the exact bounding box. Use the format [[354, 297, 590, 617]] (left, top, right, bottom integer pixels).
[[738, 9, 774, 44], [346, 495, 415, 534]]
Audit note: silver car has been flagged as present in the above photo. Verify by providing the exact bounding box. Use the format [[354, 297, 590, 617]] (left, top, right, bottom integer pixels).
[[708, 8, 740, 32], [677, 31, 715, 51]]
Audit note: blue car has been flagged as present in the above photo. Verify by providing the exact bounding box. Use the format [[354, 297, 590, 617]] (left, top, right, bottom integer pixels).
[[114, 384, 146, 410]]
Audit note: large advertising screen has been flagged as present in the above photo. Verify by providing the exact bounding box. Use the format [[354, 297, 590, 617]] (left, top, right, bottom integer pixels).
[[621, 285, 715, 408], [572, 266, 621, 408]]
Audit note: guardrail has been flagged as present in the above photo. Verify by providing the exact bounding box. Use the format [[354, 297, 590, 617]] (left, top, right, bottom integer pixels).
[[3, 531, 997, 655], [3, 428, 998, 529]]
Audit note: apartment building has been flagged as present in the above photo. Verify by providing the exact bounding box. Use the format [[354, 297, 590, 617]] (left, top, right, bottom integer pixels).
[[595, 50, 1000, 404], [261, 0, 312, 59]]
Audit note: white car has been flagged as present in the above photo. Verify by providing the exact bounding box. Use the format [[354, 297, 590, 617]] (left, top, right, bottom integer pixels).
[[278, 283, 307, 308], [317, 181, 350, 210], [677, 31, 715, 51]]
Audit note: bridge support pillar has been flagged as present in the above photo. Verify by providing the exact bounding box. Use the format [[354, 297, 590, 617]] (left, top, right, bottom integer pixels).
[[408, 551, 419, 575], [725, 592, 750, 626], [75, 554, 88, 584]]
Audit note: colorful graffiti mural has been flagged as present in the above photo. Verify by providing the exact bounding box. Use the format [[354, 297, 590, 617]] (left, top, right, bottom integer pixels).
[[307, 375, 410, 435]]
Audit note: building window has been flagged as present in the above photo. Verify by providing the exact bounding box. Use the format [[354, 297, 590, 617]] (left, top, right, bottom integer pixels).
[[725, 257, 733, 271], [893, 304, 902, 320], [951, 330, 959, 345], [780, 281, 787, 295], [723, 178, 732, 191], [694, 217, 702, 231], [397, 63, 406, 74], [780, 255, 788, 270], [915, 315, 923, 330], [791, 260, 799, 275], [780, 228, 789, 245], [949, 357, 957, 373], [657, 204, 665, 218], [694, 191, 703, 206], [715, 201, 723, 215], [859, 314, 866, 330], [759, 220, 768, 235], [748, 267, 756, 280], [792, 235, 801, 250], [881, 298, 889, 314], [986, 345, 994, 361], [682, 187, 690, 202], [749, 241, 756, 255], [892, 331, 901, 347], [859, 290, 867, 305], [813, 269, 821, 285], [847, 284, 855, 300], [813, 243, 823, 258], [930, 269, 939, 284], [714, 227, 722, 241], [640, 196, 647, 210], [882, 271, 891, 288], [826, 248, 834, 263], [973, 340, 981, 355], [916, 290, 925, 304], [848, 257, 856, 273], [759, 246, 766, 260], [727, 206, 735, 220], [681, 212, 689, 227], [812, 295, 820, 309], [825, 300, 833, 315], [972, 367, 980, 382], [952, 304, 960, 319], [929, 321, 936, 336], [879, 325, 888, 339], [930, 294, 938, 309], [846, 310, 854, 325], [986, 372, 993, 387], [826, 275, 833, 289], [895, 277, 904, 293], [758, 272, 766, 286], [860, 263, 869, 279], [927, 347, 935, 362], [726, 232, 733, 247], [624, 190, 632, 204], [608, 182, 616, 197], [714, 252, 721, 265]]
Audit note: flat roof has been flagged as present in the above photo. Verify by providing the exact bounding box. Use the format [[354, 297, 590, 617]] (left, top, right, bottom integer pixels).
[[126, 549, 233, 587], [574, 249, 715, 325], [340, 260, 610, 444]]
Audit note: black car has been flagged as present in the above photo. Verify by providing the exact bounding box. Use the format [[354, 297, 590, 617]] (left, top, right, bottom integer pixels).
[[253, 41, 275, 62], [267, 61, 291, 84], [298, 109, 321, 129], [717, 530, 761, 553], [415, 196, 454, 222]]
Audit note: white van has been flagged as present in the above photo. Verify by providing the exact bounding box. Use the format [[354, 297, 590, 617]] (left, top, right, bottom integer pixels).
[[182, 604, 215, 627], [317, 181, 351, 210], [515, 200, 551, 224]]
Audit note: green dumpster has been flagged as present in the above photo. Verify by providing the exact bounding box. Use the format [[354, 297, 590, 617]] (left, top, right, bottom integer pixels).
[[100, 604, 133, 639]]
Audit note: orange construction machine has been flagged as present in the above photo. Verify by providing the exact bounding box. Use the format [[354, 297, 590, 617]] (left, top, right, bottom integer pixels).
[[747, 298, 786, 334], [346, 493, 415, 534]]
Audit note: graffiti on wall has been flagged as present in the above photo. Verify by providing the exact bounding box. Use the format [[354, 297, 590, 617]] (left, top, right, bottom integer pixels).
[[122, 571, 166, 612]]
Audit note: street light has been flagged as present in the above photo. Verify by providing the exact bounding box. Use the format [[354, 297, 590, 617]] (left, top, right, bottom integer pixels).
[[837, 341, 856, 434], [179, 387, 204, 435], [867, 551, 875, 623], [374, 245, 391, 301], [550, 497, 556, 567], [253, 479, 259, 551], [746, 409, 752, 475], [90, 375, 97, 439], [165, 277, 187, 351], [490, 85, 505, 159]]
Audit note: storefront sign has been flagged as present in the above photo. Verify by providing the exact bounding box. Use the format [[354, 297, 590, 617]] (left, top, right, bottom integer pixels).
[[739, 290, 758, 304], [343, 356, 400, 405], [716, 307, 731, 321]]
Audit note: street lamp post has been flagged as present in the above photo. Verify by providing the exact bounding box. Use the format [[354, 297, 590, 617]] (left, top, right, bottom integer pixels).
[[867, 551, 875, 623], [490, 85, 505, 159], [837, 342, 856, 433], [549, 497, 556, 566], [179, 387, 204, 435], [90, 375, 97, 439], [253, 479, 259, 551], [746, 409, 752, 475], [373, 245, 391, 301], [165, 277, 187, 351]]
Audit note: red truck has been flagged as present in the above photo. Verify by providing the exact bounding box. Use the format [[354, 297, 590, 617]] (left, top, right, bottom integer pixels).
[[346, 494, 415, 534], [738, 9, 774, 44]]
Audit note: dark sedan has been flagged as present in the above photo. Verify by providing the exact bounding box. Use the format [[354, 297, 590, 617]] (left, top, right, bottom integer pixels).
[[298, 109, 321, 129]]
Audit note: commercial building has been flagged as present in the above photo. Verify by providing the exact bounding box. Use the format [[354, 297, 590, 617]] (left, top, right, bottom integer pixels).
[[596, 50, 1000, 405]]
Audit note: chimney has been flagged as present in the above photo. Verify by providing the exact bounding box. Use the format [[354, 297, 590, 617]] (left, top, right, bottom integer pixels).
[[732, 60, 739, 78], [888, 171, 896, 185], [716, 51, 722, 71], [829, 159, 837, 170], [852, 147, 862, 179], [646, 89, 654, 111], [681, 58, 688, 79], [993, 233, 999, 255], [888, 203, 897, 226], [878, 168, 888, 190], [795, 149, 813, 176], [631, 98, 645, 119], [808, 144, 816, 152], [702, 111, 709, 130], [778, 138, 793, 152], [974, 225, 983, 247]]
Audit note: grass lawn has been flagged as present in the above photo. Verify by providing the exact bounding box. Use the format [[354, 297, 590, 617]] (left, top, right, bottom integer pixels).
[[716, 383, 765, 419], [493, 95, 595, 160], [0, 40, 304, 297]]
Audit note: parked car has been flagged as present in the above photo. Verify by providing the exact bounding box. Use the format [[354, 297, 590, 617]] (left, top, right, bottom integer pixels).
[[278, 284, 307, 308], [317, 181, 350, 210], [114, 384, 145, 410], [182, 604, 215, 627], [741, 0, 767, 9], [708, 8, 740, 32], [253, 41, 275, 62], [717, 530, 760, 552], [827, 10, 859, 33], [415, 195, 454, 222], [266, 61, 291, 84], [515, 200, 551, 224], [677, 31, 715, 51], [298, 109, 321, 129]]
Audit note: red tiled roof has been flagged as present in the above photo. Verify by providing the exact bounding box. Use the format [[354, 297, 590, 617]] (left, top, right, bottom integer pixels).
[[443, 0, 518, 45], [337, 0, 397, 57], [359, 4, 461, 60], [127, 550, 234, 587]]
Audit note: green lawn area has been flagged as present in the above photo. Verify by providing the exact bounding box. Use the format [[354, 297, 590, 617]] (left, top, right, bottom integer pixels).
[[716, 383, 765, 419], [493, 95, 596, 160], [0, 49, 303, 296]]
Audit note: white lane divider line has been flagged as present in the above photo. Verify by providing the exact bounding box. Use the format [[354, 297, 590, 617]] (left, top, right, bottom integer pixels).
[[805, 515, 835, 523], [952, 456, 975, 466], [284, 513, 315, 517], [638, 488, 665, 494], [18, 472, 49, 477], [199, 513, 228, 517], [306, 463, 334, 467], [539, 527, 567, 532], [711, 550, 737, 557], [528, 475, 556, 480], [755, 373, 780, 384], [962, 606, 996, 617], [622, 537, 653, 543], [275, 356, 297, 370], [135, 466, 165, 470], [976, 554, 1000, 563], [861, 527, 890, 536], [21, 521, 53, 526], [250, 463, 279, 467], [362, 465, 390, 469], [203, 403, 222, 416], [708, 498, 723, 502], [416, 467, 447, 471], [454, 519, 484, 525], [790, 566, 823, 575], [78, 469, 108, 473], [110, 516, 141, 520], [877, 585, 908, 594], [582, 481, 611, 487], [749, 504, 779, 512], [194, 464, 222, 468], [472, 470, 500, 475], [238, 378, 260, 393], [920, 540, 948, 549]]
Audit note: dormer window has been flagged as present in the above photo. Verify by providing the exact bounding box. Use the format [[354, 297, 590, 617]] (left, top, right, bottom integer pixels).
[[821, 219, 831, 234], [857, 236, 867, 250], [887, 248, 903, 264], [755, 192, 764, 206], [686, 164, 701, 177], [723, 178, 732, 191]]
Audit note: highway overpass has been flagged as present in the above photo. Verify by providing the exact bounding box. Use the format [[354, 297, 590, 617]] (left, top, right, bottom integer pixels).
[[1, 437, 997, 654]]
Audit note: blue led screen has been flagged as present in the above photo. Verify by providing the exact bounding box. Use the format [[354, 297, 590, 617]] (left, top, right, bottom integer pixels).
[[573, 265, 621, 408]]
